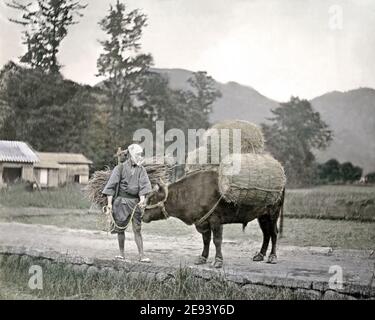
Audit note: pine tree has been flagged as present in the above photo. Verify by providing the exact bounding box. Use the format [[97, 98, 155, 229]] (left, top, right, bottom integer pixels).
[[96, 0, 153, 147], [187, 71, 222, 128], [6, 0, 87, 73]]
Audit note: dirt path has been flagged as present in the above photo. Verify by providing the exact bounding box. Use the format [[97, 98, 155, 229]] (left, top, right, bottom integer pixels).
[[0, 222, 374, 297]]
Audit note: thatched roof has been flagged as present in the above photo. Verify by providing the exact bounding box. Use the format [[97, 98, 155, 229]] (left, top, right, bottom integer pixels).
[[36, 152, 93, 165], [0, 140, 39, 163]]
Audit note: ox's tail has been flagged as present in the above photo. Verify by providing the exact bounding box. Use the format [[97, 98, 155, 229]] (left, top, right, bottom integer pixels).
[[278, 187, 285, 239]]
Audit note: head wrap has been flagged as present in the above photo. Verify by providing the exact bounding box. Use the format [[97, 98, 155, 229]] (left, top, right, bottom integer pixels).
[[128, 144, 144, 166]]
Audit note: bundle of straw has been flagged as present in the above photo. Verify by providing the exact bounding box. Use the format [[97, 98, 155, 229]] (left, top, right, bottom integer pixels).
[[185, 120, 265, 174], [218, 153, 286, 206], [143, 156, 176, 184], [84, 157, 175, 208], [203, 120, 265, 157], [185, 146, 218, 173]]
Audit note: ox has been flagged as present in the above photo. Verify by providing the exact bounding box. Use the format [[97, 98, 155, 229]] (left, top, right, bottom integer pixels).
[[143, 170, 285, 268]]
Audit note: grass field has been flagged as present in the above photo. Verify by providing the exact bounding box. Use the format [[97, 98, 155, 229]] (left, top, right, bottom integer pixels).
[[0, 183, 91, 209], [1, 183, 373, 221], [0, 254, 315, 300], [285, 185, 375, 221]]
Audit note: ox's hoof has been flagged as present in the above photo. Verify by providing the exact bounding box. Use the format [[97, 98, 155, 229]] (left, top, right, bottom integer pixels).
[[212, 258, 223, 269], [252, 252, 265, 262], [194, 256, 208, 265], [267, 254, 277, 264]]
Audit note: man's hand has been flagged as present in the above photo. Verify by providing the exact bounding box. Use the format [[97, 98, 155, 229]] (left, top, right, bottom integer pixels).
[[107, 196, 113, 211], [138, 195, 146, 209]]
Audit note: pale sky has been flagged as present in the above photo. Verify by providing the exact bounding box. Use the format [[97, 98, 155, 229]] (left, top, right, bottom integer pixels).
[[1, 0, 374, 101]]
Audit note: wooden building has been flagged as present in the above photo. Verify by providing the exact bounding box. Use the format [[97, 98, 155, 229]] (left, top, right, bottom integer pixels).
[[0, 140, 38, 188], [0, 140, 92, 188], [35, 152, 92, 187]]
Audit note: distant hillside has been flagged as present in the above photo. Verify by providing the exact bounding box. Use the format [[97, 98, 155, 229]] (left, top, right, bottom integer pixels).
[[311, 88, 375, 174], [153, 68, 278, 124], [154, 68, 375, 174]]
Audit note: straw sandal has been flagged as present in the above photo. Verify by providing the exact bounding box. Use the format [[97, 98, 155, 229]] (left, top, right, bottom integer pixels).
[[115, 255, 131, 263], [139, 257, 151, 263]]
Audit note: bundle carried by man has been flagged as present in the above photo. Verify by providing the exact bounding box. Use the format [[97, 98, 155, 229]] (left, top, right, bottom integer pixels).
[[85, 155, 175, 209]]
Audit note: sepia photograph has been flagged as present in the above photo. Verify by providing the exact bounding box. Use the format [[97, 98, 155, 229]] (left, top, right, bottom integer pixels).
[[0, 0, 374, 305]]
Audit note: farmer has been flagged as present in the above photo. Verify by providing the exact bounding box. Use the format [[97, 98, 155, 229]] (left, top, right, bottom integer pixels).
[[102, 143, 152, 263]]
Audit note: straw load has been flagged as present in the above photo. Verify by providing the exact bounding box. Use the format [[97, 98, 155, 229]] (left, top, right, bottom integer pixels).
[[185, 146, 218, 173], [143, 156, 176, 183], [218, 153, 286, 207], [203, 120, 265, 158], [85, 157, 175, 208], [185, 120, 265, 174]]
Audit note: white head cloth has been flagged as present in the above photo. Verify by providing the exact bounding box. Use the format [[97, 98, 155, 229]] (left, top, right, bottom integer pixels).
[[128, 144, 144, 166]]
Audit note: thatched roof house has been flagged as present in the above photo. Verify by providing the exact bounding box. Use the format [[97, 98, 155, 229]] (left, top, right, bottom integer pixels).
[[0, 140, 92, 188]]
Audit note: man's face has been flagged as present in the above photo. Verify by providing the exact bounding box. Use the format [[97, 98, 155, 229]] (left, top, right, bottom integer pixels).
[[131, 150, 144, 166]]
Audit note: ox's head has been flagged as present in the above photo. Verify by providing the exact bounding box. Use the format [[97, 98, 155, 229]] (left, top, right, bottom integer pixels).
[[142, 182, 168, 223]]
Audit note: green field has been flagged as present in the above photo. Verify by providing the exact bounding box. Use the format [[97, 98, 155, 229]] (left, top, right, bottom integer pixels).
[[285, 185, 375, 221], [1, 183, 373, 221], [0, 183, 91, 209]]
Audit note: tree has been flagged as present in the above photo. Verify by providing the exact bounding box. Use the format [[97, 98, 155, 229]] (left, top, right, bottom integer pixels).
[[187, 71, 222, 128], [96, 0, 153, 147], [262, 96, 333, 186], [0, 62, 94, 152], [317, 159, 363, 183], [366, 172, 375, 183], [340, 162, 362, 182], [137, 72, 193, 131], [317, 159, 341, 182], [6, 0, 87, 73]]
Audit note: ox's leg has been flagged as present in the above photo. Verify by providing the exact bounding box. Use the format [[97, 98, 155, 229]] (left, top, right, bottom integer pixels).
[[194, 224, 210, 265], [267, 214, 279, 264], [212, 224, 223, 268], [253, 214, 271, 262]]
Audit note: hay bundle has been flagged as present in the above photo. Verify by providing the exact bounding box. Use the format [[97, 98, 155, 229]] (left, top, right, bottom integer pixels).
[[185, 120, 264, 174], [185, 146, 218, 173], [143, 156, 176, 184], [84, 157, 175, 208], [203, 120, 264, 161], [85, 169, 111, 208], [218, 153, 286, 206]]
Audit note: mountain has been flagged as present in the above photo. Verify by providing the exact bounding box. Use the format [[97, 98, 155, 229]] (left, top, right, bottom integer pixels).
[[154, 68, 375, 174], [311, 88, 375, 174], [153, 68, 279, 124]]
